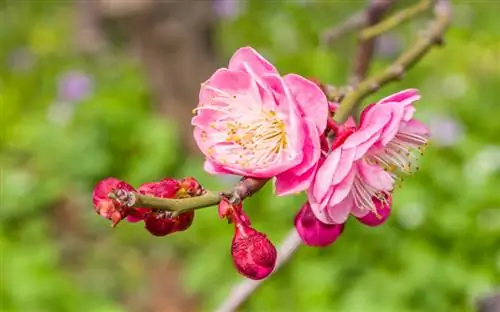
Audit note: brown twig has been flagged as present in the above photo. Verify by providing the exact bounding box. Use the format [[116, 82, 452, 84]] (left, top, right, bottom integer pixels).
[[360, 0, 431, 40], [477, 291, 500, 312], [351, 0, 396, 85], [216, 1, 452, 311], [335, 0, 452, 123]]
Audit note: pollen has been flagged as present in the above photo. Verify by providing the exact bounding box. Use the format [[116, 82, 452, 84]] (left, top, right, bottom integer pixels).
[[195, 92, 289, 169]]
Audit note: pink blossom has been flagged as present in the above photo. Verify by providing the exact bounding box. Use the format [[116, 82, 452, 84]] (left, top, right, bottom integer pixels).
[[308, 89, 429, 224], [294, 202, 344, 247], [192, 47, 328, 195]]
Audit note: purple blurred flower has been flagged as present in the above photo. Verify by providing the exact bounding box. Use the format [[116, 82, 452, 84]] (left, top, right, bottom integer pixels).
[[213, 0, 245, 20], [57, 70, 93, 103], [8, 48, 36, 72], [428, 114, 465, 147]]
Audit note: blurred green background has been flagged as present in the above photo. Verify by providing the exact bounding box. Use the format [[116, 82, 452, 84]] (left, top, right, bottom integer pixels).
[[1, 1, 499, 312]]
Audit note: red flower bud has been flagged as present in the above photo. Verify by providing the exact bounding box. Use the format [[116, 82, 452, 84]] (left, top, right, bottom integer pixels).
[[218, 199, 235, 221], [141, 178, 196, 236], [177, 176, 204, 198], [144, 211, 176, 236], [156, 178, 180, 198], [92, 177, 135, 227], [126, 182, 159, 222], [294, 203, 344, 247], [357, 193, 392, 227], [231, 222, 277, 280], [171, 211, 195, 232]]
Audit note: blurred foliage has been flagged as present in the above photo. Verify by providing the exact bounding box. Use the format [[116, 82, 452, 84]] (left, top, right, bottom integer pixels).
[[1, 1, 500, 312]]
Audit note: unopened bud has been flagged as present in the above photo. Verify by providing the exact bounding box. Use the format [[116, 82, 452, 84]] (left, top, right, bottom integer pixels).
[[126, 182, 161, 222], [177, 176, 205, 198], [231, 223, 277, 280], [156, 178, 180, 198], [139, 178, 197, 236], [172, 211, 195, 232], [92, 177, 135, 227], [357, 193, 392, 227], [294, 203, 344, 247], [144, 211, 176, 236]]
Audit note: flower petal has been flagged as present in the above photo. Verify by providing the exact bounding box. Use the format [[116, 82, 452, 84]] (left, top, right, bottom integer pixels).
[[327, 193, 354, 224], [357, 161, 393, 191], [312, 148, 341, 202], [274, 121, 321, 195], [329, 167, 356, 207], [283, 74, 329, 132], [228, 47, 278, 77], [380, 102, 406, 146], [377, 88, 420, 105], [203, 159, 232, 175], [400, 119, 430, 136], [344, 105, 392, 149], [331, 148, 357, 185], [260, 73, 305, 164]]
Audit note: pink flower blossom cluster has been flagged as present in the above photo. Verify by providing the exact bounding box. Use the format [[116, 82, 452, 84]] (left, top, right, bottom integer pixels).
[[91, 46, 430, 282], [192, 47, 429, 249]]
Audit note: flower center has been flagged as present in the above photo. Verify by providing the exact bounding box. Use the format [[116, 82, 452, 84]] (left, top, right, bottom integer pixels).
[[365, 130, 428, 183], [195, 93, 288, 168], [351, 170, 388, 216]]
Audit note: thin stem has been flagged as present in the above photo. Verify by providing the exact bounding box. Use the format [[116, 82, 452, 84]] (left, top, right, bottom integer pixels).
[[360, 0, 431, 40], [117, 177, 269, 213], [326, 117, 339, 134], [335, 0, 452, 124], [133, 191, 221, 213], [351, 0, 396, 85]]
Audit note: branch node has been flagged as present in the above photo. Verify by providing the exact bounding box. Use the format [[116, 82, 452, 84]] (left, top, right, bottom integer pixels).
[[221, 190, 242, 205], [109, 189, 136, 207]]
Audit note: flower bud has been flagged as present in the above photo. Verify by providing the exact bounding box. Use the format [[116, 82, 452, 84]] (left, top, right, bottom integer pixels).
[[218, 199, 236, 221], [144, 211, 176, 236], [231, 223, 277, 280], [126, 182, 159, 222], [156, 178, 180, 198], [141, 178, 196, 236], [294, 203, 345, 247], [92, 177, 135, 227], [357, 193, 392, 227], [177, 176, 205, 198], [171, 211, 195, 232]]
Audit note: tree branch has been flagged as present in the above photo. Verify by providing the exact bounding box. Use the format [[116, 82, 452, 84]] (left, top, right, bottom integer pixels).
[[216, 1, 452, 311], [113, 177, 269, 214], [336, 0, 452, 123], [360, 0, 431, 40], [477, 292, 500, 312], [351, 0, 396, 85]]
